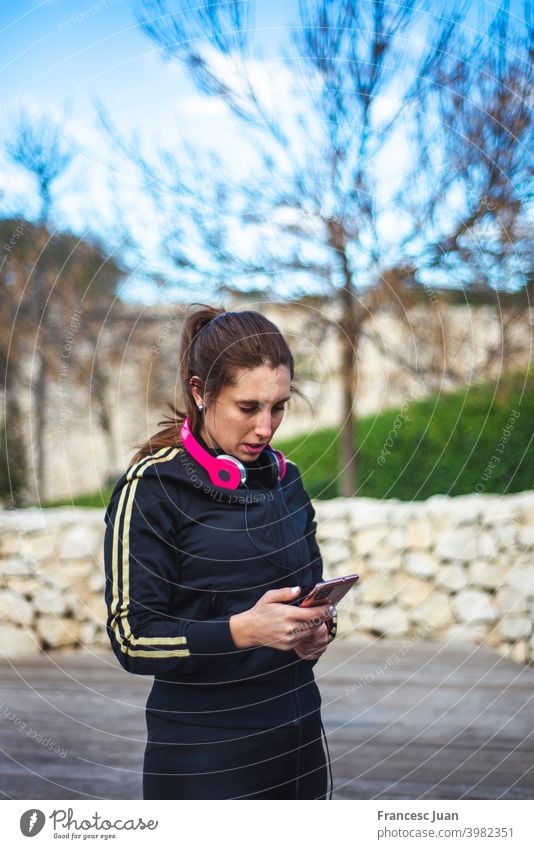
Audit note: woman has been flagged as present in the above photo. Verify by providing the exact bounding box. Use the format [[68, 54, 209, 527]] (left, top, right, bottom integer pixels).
[[103, 305, 338, 800]]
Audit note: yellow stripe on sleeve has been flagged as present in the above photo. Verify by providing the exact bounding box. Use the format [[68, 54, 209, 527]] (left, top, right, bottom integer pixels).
[[110, 446, 190, 659]]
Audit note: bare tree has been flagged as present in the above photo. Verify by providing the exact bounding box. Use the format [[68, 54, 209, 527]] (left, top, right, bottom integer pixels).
[[0, 214, 127, 502], [122, 0, 532, 495], [4, 111, 73, 501], [369, 3, 534, 392]]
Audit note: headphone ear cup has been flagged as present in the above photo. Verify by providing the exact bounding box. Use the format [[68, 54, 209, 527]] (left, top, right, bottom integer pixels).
[[264, 448, 285, 486], [214, 454, 247, 488], [269, 448, 287, 483], [181, 417, 247, 489]]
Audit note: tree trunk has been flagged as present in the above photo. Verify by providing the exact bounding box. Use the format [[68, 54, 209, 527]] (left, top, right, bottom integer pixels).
[[338, 257, 360, 498], [32, 235, 49, 505], [339, 323, 359, 497], [99, 393, 119, 480], [34, 352, 47, 503]]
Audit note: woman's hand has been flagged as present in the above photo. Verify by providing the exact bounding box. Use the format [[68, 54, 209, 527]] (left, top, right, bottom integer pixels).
[[229, 586, 334, 652], [294, 622, 329, 661]]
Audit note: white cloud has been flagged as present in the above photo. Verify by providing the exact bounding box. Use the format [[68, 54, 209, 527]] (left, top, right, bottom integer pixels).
[[178, 94, 228, 119], [203, 46, 316, 117]]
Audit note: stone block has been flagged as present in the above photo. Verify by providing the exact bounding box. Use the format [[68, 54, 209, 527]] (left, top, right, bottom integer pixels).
[[359, 573, 401, 605], [477, 531, 499, 559], [334, 606, 358, 639], [0, 534, 28, 556], [452, 589, 497, 624], [25, 534, 56, 561], [508, 640, 528, 664], [0, 589, 33, 626], [406, 518, 434, 551], [386, 503, 418, 527], [316, 519, 349, 541], [356, 527, 387, 556], [516, 498, 534, 525], [491, 524, 517, 549], [81, 594, 107, 623], [89, 571, 106, 593], [445, 623, 489, 643], [507, 564, 534, 596], [408, 590, 453, 629], [79, 621, 97, 644], [517, 526, 534, 548], [498, 615, 532, 641], [0, 557, 36, 576], [35, 616, 82, 649], [385, 527, 406, 552], [349, 604, 378, 630], [34, 588, 69, 616], [404, 552, 439, 579], [425, 494, 481, 525], [435, 528, 497, 561], [0, 509, 47, 534], [436, 528, 471, 561], [48, 562, 93, 588], [481, 500, 522, 525], [397, 576, 432, 608], [57, 524, 103, 560], [0, 624, 38, 657], [366, 554, 402, 574], [319, 539, 352, 567], [368, 605, 410, 636], [5, 577, 42, 596], [40, 567, 71, 590], [484, 625, 502, 648], [313, 499, 349, 522], [436, 564, 468, 592], [495, 586, 528, 614], [346, 498, 387, 530], [93, 626, 111, 647], [66, 578, 95, 606], [467, 560, 508, 590]]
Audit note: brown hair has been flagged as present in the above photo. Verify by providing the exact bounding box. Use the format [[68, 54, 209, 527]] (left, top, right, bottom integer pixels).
[[129, 303, 308, 466]]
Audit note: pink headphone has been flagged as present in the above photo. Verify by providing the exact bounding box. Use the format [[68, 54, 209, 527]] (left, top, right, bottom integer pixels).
[[181, 416, 287, 490]]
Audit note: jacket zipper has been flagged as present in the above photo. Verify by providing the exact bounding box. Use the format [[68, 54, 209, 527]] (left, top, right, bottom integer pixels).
[[210, 589, 218, 616]]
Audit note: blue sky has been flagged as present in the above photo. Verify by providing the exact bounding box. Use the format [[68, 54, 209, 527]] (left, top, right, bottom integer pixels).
[[0, 0, 290, 137], [0, 0, 528, 302], [0, 0, 300, 300]]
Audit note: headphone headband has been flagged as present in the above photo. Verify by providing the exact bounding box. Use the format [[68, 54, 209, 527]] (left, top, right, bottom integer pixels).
[[180, 417, 286, 490]]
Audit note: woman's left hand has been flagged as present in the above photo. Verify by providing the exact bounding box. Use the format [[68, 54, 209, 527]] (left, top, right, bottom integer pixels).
[[294, 622, 329, 661]]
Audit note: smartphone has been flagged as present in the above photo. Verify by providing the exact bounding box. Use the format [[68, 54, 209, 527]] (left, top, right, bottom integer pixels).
[[292, 573, 360, 608]]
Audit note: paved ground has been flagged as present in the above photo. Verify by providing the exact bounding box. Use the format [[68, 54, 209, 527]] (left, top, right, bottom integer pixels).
[[0, 638, 533, 800]]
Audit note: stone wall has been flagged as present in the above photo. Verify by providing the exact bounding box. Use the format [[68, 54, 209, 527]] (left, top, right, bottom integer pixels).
[[315, 491, 534, 664], [0, 509, 107, 657], [1, 491, 533, 663]]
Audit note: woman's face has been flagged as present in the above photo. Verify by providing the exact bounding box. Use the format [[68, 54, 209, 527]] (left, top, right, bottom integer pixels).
[[193, 363, 291, 461]]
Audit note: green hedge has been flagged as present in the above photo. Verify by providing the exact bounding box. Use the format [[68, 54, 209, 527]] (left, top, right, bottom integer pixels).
[[278, 368, 534, 500], [43, 489, 113, 509]]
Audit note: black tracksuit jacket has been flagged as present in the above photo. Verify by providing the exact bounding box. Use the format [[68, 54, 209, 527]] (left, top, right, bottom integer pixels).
[[103, 434, 337, 738]]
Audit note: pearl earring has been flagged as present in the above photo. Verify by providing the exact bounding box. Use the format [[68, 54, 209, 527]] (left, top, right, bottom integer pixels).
[[197, 404, 204, 412]]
